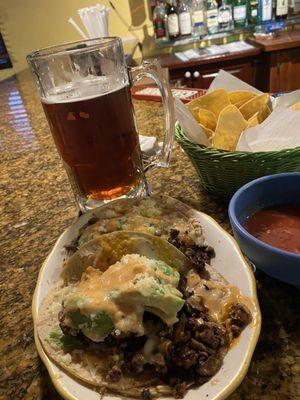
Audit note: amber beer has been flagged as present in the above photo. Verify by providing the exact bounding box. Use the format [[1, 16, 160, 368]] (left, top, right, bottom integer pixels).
[[42, 84, 142, 201], [27, 37, 174, 211]]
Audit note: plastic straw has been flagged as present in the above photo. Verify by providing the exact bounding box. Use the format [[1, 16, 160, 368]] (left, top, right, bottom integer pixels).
[[78, 9, 94, 38], [68, 17, 88, 39], [74, 4, 110, 39]]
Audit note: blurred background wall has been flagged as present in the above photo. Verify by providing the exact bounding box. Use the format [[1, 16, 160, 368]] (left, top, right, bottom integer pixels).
[[0, 0, 154, 80]]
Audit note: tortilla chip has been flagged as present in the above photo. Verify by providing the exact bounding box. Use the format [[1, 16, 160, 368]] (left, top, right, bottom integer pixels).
[[247, 112, 260, 128], [199, 123, 214, 141], [229, 90, 256, 105], [187, 89, 231, 118], [257, 104, 271, 123], [198, 108, 217, 131], [239, 94, 269, 120], [289, 101, 300, 110], [235, 99, 251, 109], [212, 105, 248, 151]]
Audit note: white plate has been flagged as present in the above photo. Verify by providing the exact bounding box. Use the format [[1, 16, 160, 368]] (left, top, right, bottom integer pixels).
[[32, 198, 261, 400]]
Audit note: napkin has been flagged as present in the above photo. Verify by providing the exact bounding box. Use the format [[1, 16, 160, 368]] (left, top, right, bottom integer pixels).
[[207, 70, 262, 94], [236, 107, 300, 152], [139, 135, 162, 156], [174, 98, 210, 146]]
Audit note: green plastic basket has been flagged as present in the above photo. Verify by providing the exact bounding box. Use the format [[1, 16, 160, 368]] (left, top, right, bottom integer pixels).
[[175, 123, 300, 200]]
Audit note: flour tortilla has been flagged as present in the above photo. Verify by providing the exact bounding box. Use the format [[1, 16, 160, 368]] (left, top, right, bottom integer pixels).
[[38, 231, 193, 397], [76, 196, 205, 249], [38, 284, 172, 398], [62, 231, 191, 284]]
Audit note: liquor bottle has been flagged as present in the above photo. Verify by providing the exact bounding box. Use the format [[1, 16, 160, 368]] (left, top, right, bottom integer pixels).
[[294, 0, 300, 14], [275, 0, 288, 18], [166, 0, 180, 40], [259, 0, 273, 22], [153, 0, 167, 39], [178, 0, 192, 36], [232, 0, 247, 27], [218, 0, 233, 30], [206, 0, 219, 34], [288, 0, 295, 15], [249, 0, 259, 25], [191, 0, 207, 36]]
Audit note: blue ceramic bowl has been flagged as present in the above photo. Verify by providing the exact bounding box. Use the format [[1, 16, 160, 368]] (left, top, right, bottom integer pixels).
[[228, 173, 300, 287]]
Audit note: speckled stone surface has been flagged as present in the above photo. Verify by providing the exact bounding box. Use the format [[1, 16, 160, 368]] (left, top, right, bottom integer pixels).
[[0, 70, 299, 400]]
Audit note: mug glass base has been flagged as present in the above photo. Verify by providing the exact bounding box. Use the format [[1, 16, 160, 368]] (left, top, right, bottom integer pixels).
[[75, 181, 150, 213]]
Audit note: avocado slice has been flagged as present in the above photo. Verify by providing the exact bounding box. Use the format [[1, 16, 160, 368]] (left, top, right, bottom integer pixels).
[[68, 309, 114, 342], [135, 276, 185, 326]]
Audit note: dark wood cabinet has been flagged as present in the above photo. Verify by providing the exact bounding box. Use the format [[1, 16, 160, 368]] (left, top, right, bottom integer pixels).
[[270, 47, 300, 93], [156, 48, 261, 89], [169, 61, 254, 89], [248, 31, 300, 92], [189, 61, 253, 89]]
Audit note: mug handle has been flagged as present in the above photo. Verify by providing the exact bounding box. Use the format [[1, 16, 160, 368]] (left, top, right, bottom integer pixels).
[[129, 59, 175, 171]]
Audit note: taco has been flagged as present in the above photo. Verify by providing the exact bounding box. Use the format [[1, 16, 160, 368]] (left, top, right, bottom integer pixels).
[[38, 232, 253, 399], [72, 196, 205, 251]]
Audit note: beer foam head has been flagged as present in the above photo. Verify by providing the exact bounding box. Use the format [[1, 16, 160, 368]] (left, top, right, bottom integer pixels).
[[42, 76, 126, 104]]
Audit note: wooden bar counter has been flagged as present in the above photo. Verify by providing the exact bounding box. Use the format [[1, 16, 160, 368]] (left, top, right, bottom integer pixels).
[[0, 70, 299, 400]]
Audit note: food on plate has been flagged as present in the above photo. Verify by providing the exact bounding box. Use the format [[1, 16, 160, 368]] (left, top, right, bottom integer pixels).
[[245, 204, 300, 254], [229, 90, 256, 106], [257, 104, 271, 123], [186, 89, 271, 151], [198, 108, 217, 132], [239, 94, 270, 121], [38, 199, 255, 399], [71, 196, 205, 251], [212, 105, 248, 151], [62, 231, 190, 284], [187, 89, 230, 118], [199, 123, 214, 140], [247, 112, 260, 128]]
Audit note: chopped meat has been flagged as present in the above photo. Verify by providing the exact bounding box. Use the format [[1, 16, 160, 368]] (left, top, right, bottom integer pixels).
[[189, 338, 208, 352], [227, 303, 252, 328], [225, 303, 252, 339], [195, 322, 229, 349], [150, 353, 168, 373], [106, 365, 122, 382], [173, 382, 188, 399], [186, 297, 208, 317], [131, 352, 146, 373], [141, 388, 152, 400], [168, 229, 215, 273], [196, 354, 223, 377], [179, 347, 198, 369]]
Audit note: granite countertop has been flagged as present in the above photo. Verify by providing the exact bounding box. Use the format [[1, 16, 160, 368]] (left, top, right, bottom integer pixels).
[[0, 70, 299, 400]]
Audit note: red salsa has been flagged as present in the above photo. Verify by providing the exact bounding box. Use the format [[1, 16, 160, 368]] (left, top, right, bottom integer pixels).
[[245, 204, 300, 255]]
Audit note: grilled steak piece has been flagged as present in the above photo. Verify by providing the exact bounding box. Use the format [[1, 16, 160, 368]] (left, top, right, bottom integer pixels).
[[168, 229, 215, 273], [106, 365, 122, 382], [225, 303, 252, 339]]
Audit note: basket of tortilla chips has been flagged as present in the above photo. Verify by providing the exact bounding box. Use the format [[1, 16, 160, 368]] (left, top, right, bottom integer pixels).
[[175, 89, 300, 199]]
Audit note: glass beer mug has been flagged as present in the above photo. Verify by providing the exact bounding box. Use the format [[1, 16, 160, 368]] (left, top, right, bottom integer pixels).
[[27, 37, 174, 212]]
